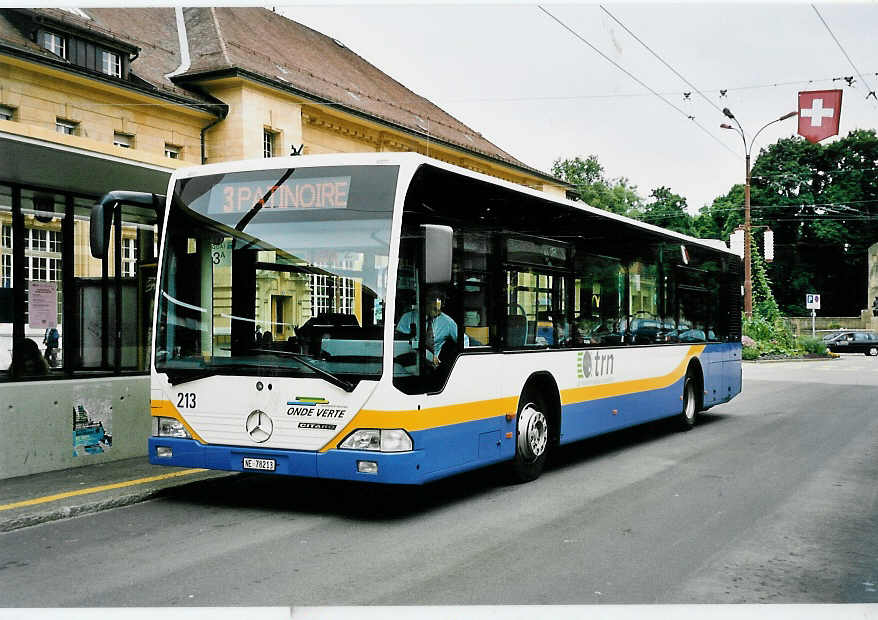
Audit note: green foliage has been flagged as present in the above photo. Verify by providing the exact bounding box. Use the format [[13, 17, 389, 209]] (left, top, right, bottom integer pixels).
[[742, 347, 761, 360], [552, 155, 643, 216], [797, 336, 827, 356], [742, 313, 800, 356], [637, 186, 693, 235], [748, 129, 878, 316], [742, 240, 801, 357]]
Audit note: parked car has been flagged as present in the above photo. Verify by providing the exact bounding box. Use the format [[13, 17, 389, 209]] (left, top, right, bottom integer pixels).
[[822, 331, 847, 343], [826, 331, 878, 356]]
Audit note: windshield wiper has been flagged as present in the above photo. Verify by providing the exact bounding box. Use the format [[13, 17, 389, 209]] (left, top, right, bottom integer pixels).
[[163, 362, 279, 386], [234, 168, 295, 231], [248, 349, 355, 392], [164, 367, 222, 386]]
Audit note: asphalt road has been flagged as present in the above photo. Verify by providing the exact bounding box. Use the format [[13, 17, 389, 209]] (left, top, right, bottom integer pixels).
[[2, 355, 877, 606]]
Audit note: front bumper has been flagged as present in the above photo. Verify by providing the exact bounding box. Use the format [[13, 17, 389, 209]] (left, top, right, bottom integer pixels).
[[149, 437, 427, 484]]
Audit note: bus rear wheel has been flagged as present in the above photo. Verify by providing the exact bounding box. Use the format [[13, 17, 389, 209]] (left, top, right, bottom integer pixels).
[[677, 372, 698, 431], [509, 392, 550, 483]]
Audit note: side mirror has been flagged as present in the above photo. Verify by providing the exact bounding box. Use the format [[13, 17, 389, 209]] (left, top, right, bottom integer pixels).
[[90, 201, 114, 259], [422, 224, 453, 284], [89, 191, 165, 258]]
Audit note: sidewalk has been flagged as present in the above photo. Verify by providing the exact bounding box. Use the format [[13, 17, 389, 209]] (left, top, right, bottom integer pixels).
[[0, 457, 234, 532]]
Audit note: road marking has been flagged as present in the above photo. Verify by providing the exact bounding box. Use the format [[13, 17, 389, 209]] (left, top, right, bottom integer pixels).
[[0, 469, 205, 512]]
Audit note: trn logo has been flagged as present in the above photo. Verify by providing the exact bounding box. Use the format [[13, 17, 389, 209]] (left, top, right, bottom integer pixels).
[[577, 350, 616, 380]]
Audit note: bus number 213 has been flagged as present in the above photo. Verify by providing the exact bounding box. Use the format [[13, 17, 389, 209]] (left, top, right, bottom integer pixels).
[[177, 393, 196, 408]]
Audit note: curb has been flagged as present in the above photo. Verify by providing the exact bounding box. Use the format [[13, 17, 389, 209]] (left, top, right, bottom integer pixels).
[[0, 489, 160, 533], [0, 471, 235, 533]]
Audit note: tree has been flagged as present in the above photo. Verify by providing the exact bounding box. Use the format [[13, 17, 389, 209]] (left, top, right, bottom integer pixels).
[[638, 186, 692, 235], [748, 129, 878, 316], [551, 155, 643, 216], [691, 184, 744, 240]]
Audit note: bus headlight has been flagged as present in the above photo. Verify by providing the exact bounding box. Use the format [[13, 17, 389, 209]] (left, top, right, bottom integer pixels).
[[152, 416, 192, 439], [339, 429, 412, 452]]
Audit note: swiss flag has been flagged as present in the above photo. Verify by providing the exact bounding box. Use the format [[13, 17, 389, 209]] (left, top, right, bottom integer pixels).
[[798, 89, 842, 143]]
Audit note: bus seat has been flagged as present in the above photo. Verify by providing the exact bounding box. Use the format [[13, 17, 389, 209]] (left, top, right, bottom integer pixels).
[[505, 314, 527, 347]]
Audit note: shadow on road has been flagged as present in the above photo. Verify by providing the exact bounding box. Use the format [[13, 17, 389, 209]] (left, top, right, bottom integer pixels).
[[158, 411, 733, 521]]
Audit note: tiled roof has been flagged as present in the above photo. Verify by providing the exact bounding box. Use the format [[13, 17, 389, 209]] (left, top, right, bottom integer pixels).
[[0, 7, 560, 181], [175, 7, 538, 173]]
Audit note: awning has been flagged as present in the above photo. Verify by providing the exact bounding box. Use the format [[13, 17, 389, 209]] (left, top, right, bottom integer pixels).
[[0, 130, 173, 196]]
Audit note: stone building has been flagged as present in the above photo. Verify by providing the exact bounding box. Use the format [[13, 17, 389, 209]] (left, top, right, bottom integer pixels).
[[0, 7, 566, 478]]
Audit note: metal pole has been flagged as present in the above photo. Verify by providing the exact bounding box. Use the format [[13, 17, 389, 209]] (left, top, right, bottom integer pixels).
[[720, 109, 795, 321], [811, 309, 816, 338], [744, 153, 752, 318]]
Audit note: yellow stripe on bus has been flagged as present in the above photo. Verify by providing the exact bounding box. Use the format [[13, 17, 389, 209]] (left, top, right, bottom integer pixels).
[[320, 344, 706, 452], [560, 345, 705, 404], [319, 396, 521, 452]]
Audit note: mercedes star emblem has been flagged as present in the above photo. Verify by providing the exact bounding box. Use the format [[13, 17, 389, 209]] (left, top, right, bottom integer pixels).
[[245, 409, 273, 443]]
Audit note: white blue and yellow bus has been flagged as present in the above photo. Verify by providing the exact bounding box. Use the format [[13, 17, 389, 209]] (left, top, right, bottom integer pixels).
[[91, 153, 742, 484]]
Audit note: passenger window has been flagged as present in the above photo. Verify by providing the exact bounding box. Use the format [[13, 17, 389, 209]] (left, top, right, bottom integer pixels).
[[628, 260, 660, 344], [459, 233, 493, 348], [572, 254, 625, 346], [504, 270, 566, 347]]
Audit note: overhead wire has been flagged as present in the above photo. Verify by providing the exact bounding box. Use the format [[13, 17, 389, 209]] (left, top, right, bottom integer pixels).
[[536, 5, 742, 162], [597, 5, 749, 139], [811, 4, 878, 108]]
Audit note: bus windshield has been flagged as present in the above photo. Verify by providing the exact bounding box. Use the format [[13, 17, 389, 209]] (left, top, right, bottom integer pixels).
[[155, 165, 398, 387]]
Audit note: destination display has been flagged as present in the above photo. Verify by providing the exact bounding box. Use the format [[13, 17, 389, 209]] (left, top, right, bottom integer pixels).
[[209, 175, 352, 214]]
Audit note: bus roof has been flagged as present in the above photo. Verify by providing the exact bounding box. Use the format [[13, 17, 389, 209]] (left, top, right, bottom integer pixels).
[[170, 152, 737, 257]]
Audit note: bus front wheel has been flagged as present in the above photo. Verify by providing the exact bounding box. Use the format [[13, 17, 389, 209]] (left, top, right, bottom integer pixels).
[[509, 392, 550, 483]]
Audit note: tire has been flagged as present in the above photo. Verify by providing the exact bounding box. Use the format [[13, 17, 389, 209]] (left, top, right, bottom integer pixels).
[[677, 372, 698, 431], [509, 392, 551, 483], [866, 346, 877, 357]]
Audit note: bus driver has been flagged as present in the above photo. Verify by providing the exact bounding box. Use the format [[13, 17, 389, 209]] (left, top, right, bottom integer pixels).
[[396, 289, 466, 367]]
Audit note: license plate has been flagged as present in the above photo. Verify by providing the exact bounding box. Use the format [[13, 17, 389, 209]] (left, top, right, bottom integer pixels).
[[243, 457, 276, 471]]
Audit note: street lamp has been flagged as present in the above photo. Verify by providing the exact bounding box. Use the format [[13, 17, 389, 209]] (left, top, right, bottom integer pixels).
[[720, 108, 797, 317]]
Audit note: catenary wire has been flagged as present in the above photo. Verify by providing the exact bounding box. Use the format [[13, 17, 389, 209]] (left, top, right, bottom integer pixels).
[[536, 5, 742, 161], [811, 4, 878, 109], [597, 5, 749, 138]]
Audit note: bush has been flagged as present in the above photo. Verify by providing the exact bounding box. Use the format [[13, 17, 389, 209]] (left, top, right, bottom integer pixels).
[[742, 346, 761, 360], [798, 336, 827, 356], [743, 313, 799, 356]]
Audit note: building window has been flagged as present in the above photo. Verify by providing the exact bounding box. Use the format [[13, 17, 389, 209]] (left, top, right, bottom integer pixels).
[[1, 253, 11, 289], [309, 274, 354, 317], [41, 31, 67, 58], [113, 132, 133, 148], [56, 119, 78, 135], [310, 274, 330, 316], [22, 228, 62, 284], [164, 144, 181, 159], [101, 50, 122, 77], [0, 105, 14, 121], [121, 237, 137, 277], [1, 224, 11, 289], [263, 130, 275, 158]]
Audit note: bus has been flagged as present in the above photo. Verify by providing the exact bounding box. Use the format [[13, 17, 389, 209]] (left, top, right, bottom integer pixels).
[[90, 152, 742, 485]]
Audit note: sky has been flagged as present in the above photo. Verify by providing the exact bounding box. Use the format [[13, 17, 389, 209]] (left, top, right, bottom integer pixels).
[[279, 2, 877, 214]]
